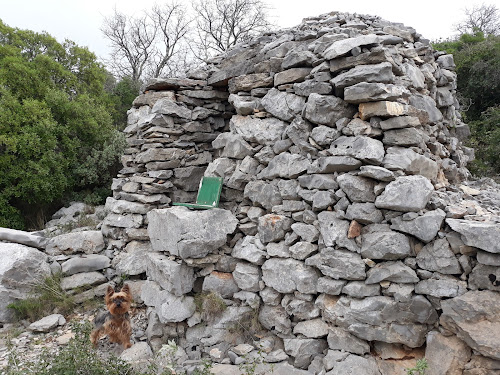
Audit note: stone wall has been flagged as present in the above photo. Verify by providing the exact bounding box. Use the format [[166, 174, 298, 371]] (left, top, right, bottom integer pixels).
[[99, 11, 500, 375]]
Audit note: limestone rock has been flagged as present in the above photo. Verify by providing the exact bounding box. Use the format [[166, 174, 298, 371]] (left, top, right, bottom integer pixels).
[[383, 147, 438, 181], [202, 271, 240, 298], [361, 230, 412, 260], [274, 68, 312, 86], [416, 238, 462, 274], [261, 88, 305, 121], [284, 338, 328, 369], [306, 248, 366, 280], [329, 136, 385, 165], [359, 101, 407, 120], [233, 262, 261, 292], [61, 272, 106, 290], [147, 207, 238, 259], [446, 219, 500, 254], [230, 115, 287, 145], [327, 327, 370, 355], [61, 254, 111, 276], [304, 93, 356, 126], [28, 314, 66, 332], [258, 214, 292, 244], [146, 252, 195, 296], [244, 180, 282, 210], [317, 212, 359, 252], [262, 258, 319, 294], [375, 175, 434, 212], [0, 228, 47, 249], [390, 209, 446, 243], [365, 261, 419, 284], [293, 318, 330, 338], [331, 62, 395, 90], [327, 354, 381, 375], [337, 174, 377, 203], [46, 231, 105, 255], [322, 34, 381, 60], [344, 82, 409, 103]]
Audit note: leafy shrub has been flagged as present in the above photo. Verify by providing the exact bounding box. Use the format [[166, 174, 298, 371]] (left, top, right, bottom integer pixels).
[[406, 358, 428, 375]]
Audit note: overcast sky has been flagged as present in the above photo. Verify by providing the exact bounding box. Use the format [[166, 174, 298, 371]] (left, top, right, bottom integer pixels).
[[0, 0, 489, 62]]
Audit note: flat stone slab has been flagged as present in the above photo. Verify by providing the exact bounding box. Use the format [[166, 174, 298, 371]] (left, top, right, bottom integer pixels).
[[446, 219, 500, 254]]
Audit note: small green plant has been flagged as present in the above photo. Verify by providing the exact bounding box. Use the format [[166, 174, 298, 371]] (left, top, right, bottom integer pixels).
[[406, 359, 428, 375], [192, 358, 214, 375], [7, 273, 75, 322], [238, 346, 273, 375], [3, 321, 134, 375], [194, 291, 227, 321]]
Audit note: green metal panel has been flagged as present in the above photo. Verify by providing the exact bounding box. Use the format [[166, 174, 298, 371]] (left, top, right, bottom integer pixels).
[[172, 176, 223, 209]]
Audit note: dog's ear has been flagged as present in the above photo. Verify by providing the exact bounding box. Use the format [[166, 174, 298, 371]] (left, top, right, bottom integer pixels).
[[121, 283, 131, 296], [106, 285, 115, 296]]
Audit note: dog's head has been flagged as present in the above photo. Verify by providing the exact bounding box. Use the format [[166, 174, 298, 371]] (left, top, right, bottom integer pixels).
[[105, 284, 132, 316]]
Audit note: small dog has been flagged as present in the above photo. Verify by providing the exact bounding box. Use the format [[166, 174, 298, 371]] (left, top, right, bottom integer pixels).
[[91, 284, 133, 349]]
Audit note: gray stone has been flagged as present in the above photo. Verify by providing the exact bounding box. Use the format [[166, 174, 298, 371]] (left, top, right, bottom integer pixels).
[[469, 264, 500, 292], [120, 342, 153, 363], [440, 290, 500, 360], [46, 231, 105, 255], [244, 180, 282, 210], [306, 248, 366, 280], [258, 214, 292, 244], [365, 261, 419, 284], [259, 304, 292, 335], [328, 354, 381, 375], [323, 350, 350, 371], [135, 148, 187, 164], [0, 228, 47, 249], [312, 190, 336, 210], [233, 262, 261, 292], [329, 136, 385, 165], [266, 241, 291, 258], [361, 230, 412, 260], [317, 212, 359, 252], [113, 241, 152, 276], [230, 115, 287, 145], [257, 153, 310, 179], [331, 62, 395, 90], [293, 318, 329, 338], [383, 147, 439, 181], [346, 203, 383, 224], [409, 94, 443, 124], [261, 88, 306, 121], [304, 93, 356, 127], [28, 314, 66, 332], [327, 327, 370, 355], [358, 101, 408, 120], [291, 223, 319, 243], [228, 73, 273, 93], [416, 238, 462, 274], [282, 50, 316, 69], [317, 277, 346, 295], [380, 116, 420, 130], [228, 94, 260, 115], [233, 236, 266, 265], [344, 82, 409, 103], [342, 281, 380, 298], [202, 271, 240, 298], [298, 174, 338, 190], [212, 133, 253, 159], [289, 242, 318, 260], [425, 331, 471, 375], [312, 156, 362, 173], [107, 198, 151, 215], [146, 252, 195, 296], [349, 323, 429, 348], [390, 209, 446, 243], [283, 338, 328, 369], [337, 174, 377, 203], [293, 80, 332, 96], [477, 251, 500, 266], [262, 258, 319, 294], [311, 126, 340, 146], [141, 281, 195, 323], [151, 98, 192, 119], [375, 175, 434, 212], [383, 128, 426, 147], [103, 213, 143, 229], [415, 276, 467, 298], [322, 34, 382, 60], [61, 254, 110, 276], [61, 272, 106, 290], [274, 68, 312, 86], [147, 207, 238, 259], [446, 219, 500, 254]]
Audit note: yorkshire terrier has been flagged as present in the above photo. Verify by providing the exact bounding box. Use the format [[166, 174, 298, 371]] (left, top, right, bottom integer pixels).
[[91, 284, 133, 349]]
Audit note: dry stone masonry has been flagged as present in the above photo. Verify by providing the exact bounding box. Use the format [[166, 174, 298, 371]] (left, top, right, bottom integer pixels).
[[1, 10, 500, 375]]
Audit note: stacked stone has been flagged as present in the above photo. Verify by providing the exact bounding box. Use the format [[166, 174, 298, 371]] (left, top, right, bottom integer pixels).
[[102, 11, 500, 375]]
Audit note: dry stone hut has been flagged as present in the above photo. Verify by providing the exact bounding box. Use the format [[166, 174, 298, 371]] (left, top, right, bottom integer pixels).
[[98, 10, 500, 374]]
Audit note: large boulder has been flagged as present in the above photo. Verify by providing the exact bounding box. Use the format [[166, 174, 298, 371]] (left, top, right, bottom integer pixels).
[[0, 243, 51, 322], [147, 207, 238, 259], [45, 230, 105, 255], [0, 228, 48, 249]]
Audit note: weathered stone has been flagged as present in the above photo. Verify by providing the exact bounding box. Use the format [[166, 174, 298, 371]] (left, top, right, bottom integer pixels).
[[331, 62, 394, 90], [282, 50, 316, 69], [304, 93, 356, 127], [0, 228, 47, 249], [477, 251, 500, 266], [141, 281, 195, 323], [146, 252, 195, 296], [365, 261, 419, 284], [143, 77, 206, 91], [383, 128, 426, 147], [147, 207, 238, 259], [259, 304, 292, 335], [274, 68, 312, 86], [258, 214, 292, 244], [390, 209, 446, 242], [291, 223, 319, 243], [312, 156, 362, 173], [322, 34, 382, 60], [380, 116, 420, 130], [262, 258, 319, 294], [409, 94, 443, 124], [293, 318, 329, 338], [415, 276, 467, 298], [233, 262, 261, 292], [257, 153, 310, 179], [212, 133, 253, 159], [61, 254, 110, 276], [337, 174, 377, 203], [311, 125, 340, 146], [306, 248, 366, 280], [293, 80, 332, 96], [61, 272, 106, 290], [359, 101, 408, 120], [346, 203, 383, 224], [383, 147, 439, 181], [375, 175, 434, 212], [344, 82, 409, 103], [46, 231, 105, 255], [342, 281, 380, 298], [425, 331, 471, 375], [312, 190, 336, 210], [469, 264, 500, 292], [28, 314, 66, 332], [228, 73, 273, 93], [202, 271, 240, 298], [416, 238, 462, 274], [103, 213, 143, 229], [329, 136, 385, 165], [328, 354, 381, 375], [298, 174, 338, 190], [113, 241, 152, 276], [317, 212, 359, 252], [151, 98, 192, 119], [361, 230, 412, 260], [441, 291, 500, 360], [244, 180, 282, 210], [327, 327, 370, 355], [317, 277, 346, 295], [289, 242, 318, 260], [283, 338, 328, 369], [261, 88, 306, 121], [446, 219, 500, 254], [230, 115, 287, 145], [232, 236, 266, 265]]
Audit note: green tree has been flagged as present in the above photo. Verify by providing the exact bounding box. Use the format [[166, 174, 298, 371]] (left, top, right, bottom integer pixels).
[[0, 20, 125, 229]]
